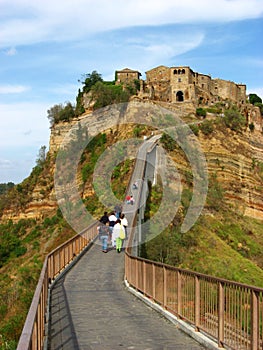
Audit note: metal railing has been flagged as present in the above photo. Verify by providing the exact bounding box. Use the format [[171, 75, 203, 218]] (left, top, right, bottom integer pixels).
[[125, 219, 263, 350], [17, 223, 98, 350]]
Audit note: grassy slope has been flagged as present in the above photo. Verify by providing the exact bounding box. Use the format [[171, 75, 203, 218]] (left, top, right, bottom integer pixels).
[[181, 214, 263, 287]]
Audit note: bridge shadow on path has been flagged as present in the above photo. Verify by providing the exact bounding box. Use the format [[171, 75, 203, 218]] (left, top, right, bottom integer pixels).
[[48, 241, 207, 350]]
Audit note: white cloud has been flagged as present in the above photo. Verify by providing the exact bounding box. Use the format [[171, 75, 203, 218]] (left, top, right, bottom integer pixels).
[[0, 0, 262, 48], [5, 47, 17, 56], [0, 85, 30, 94], [0, 159, 13, 169]]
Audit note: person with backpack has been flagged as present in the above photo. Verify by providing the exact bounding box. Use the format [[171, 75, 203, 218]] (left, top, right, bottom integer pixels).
[[112, 219, 125, 252], [120, 213, 128, 240]]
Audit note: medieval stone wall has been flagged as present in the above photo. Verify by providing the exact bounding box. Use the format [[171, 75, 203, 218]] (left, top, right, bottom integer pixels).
[[115, 68, 141, 85], [140, 65, 246, 106]]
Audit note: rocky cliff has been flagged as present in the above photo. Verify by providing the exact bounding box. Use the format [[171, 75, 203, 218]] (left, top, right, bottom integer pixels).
[[1, 100, 263, 223]]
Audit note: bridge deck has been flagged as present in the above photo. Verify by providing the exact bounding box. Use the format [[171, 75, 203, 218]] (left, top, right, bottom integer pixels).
[[48, 242, 206, 350]]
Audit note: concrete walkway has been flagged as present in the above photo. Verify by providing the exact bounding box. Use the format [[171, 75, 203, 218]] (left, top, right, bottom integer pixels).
[[48, 241, 207, 350]]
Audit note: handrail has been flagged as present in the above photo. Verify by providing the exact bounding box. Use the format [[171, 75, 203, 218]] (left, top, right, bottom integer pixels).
[[17, 222, 98, 350], [124, 141, 263, 350]]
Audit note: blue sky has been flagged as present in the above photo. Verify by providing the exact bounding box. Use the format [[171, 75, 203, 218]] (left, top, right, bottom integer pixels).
[[0, 0, 263, 183]]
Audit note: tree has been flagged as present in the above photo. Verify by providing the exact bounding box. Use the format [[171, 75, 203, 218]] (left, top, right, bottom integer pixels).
[[58, 102, 75, 122], [79, 71, 103, 93], [47, 104, 64, 126], [90, 81, 130, 109], [36, 146, 47, 167], [255, 102, 263, 115], [47, 102, 75, 126], [249, 93, 262, 105]]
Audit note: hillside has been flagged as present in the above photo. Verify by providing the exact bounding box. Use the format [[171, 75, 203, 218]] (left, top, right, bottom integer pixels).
[[0, 92, 263, 348]]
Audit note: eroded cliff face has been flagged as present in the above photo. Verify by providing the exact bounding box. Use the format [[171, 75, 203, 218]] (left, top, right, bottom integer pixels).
[[1, 101, 263, 222], [198, 127, 263, 220]]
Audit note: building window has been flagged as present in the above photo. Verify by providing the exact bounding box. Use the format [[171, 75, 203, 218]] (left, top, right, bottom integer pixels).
[[173, 69, 177, 74], [178, 78, 181, 82], [182, 69, 185, 74]]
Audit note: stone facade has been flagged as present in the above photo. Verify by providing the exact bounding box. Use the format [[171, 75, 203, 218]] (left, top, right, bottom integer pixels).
[[131, 65, 247, 106], [115, 68, 141, 85]]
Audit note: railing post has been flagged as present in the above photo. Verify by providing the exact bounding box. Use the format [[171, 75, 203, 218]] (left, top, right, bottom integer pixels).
[[163, 266, 167, 308], [177, 270, 182, 317], [218, 282, 225, 348], [195, 276, 200, 331], [143, 261, 146, 295], [250, 290, 259, 350], [135, 258, 139, 289], [153, 263, 156, 300]]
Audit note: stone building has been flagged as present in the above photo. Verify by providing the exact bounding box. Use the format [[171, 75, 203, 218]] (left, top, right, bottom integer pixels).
[[134, 65, 247, 106], [115, 68, 141, 85]]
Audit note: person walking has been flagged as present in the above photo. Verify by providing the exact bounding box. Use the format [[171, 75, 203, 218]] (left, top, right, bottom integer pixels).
[[99, 211, 109, 225], [114, 204, 122, 219], [99, 224, 109, 253], [112, 219, 125, 252], [108, 211, 117, 244], [120, 213, 128, 240]]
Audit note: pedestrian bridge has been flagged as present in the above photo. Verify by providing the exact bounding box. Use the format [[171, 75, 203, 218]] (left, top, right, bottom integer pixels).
[[17, 137, 263, 350]]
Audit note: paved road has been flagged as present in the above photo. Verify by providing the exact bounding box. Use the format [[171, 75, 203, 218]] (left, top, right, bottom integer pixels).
[[48, 242, 207, 350]]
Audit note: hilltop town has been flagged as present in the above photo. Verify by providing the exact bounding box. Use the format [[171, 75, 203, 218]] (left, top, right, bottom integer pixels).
[[93, 65, 261, 130], [116, 65, 246, 105]]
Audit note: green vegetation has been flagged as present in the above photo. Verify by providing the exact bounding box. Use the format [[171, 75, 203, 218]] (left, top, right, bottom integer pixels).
[[81, 133, 107, 183], [90, 82, 130, 109], [199, 119, 214, 135], [75, 70, 139, 115], [111, 159, 134, 200], [47, 101, 75, 126], [196, 107, 207, 118], [249, 93, 262, 105], [189, 123, 199, 136], [0, 150, 53, 217], [141, 186, 263, 287], [206, 173, 224, 211], [0, 183, 14, 196], [0, 209, 75, 349], [79, 70, 103, 93], [160, 133, 177, 151], [222, 107, 246, 131]]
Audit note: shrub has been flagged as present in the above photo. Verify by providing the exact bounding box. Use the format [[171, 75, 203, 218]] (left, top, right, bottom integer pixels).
[[200, 120, 213, 135], [189, 124, 199, 136], [223, 107, 246, 131], [196, 108, 207, 118], [160, 133, 177, 151]]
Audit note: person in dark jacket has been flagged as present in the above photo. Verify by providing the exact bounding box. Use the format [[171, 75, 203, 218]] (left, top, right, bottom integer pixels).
[[99, 211, 109, 225]]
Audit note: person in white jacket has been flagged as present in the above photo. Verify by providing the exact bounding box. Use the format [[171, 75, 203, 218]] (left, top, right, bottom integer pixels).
[[112, 219, 125, 252], [120, 213, 128, 240]]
